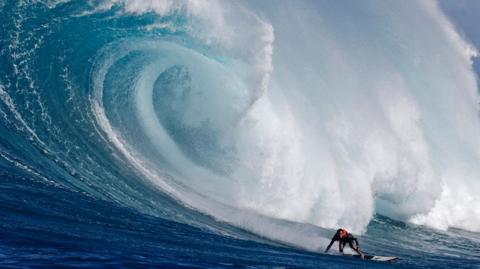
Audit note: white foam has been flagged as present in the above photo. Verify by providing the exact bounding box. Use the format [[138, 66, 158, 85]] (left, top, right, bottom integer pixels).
[[0, 86, 47, 148]]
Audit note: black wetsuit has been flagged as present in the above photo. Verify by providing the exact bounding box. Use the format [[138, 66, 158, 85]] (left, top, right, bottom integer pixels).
[[325, 231, 362, 255], [339, 234, 359, 250]]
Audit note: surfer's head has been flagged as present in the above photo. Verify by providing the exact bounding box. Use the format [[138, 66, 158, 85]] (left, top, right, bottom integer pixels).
[[337, 228, 349, 239]]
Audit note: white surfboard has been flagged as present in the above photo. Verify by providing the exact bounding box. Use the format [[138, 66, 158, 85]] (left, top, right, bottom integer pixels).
[[350, 254, 398, 262]]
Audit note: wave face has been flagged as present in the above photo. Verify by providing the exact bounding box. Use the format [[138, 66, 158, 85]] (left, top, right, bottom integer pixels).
[[1, 0, 480, 261]]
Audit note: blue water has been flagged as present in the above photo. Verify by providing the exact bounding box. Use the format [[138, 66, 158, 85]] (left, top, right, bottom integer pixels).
[[1, 1, 480, 268]]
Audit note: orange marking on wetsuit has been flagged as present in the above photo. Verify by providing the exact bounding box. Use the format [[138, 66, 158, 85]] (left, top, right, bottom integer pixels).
[[339, 228, 349, 239]]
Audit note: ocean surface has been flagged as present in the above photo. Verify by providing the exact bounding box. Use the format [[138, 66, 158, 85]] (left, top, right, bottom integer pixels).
[[1, 1, 480, 268]]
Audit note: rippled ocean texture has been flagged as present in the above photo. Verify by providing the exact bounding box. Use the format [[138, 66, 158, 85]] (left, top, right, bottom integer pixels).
[[1, 1, 480, 268]]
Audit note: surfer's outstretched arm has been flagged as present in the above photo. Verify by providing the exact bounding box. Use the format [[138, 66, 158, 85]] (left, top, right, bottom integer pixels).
[[324, 236, 336, 253]]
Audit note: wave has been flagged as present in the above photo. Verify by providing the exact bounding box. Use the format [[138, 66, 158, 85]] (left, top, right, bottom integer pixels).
[[0, 0, 479, 251]]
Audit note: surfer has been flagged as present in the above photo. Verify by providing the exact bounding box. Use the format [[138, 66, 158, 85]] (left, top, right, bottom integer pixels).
[[324, 228, 365, 259]]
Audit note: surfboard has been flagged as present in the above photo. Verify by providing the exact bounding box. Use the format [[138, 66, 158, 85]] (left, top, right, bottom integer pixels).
[[350, 254, 398, 262]]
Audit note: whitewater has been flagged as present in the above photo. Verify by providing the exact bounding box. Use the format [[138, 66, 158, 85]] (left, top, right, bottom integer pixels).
[[0, 0, 479, 268]]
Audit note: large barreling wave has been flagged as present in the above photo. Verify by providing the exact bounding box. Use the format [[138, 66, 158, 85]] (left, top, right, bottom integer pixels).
[[1, 0, 480, 252]]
